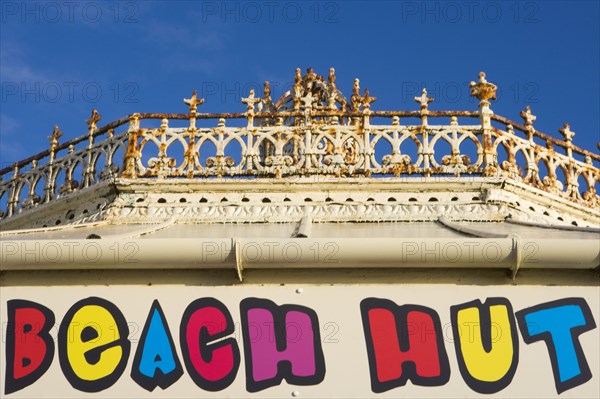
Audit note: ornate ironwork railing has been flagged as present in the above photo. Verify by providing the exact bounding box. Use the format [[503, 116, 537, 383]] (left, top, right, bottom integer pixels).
[[1, 70, 599, 220]]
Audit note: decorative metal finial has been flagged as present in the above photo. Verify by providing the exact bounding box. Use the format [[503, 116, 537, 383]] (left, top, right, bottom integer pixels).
[[292, 68, 303, 111], [520, 105, 537, 126], [48, 125, 63, 146], [353, 78, 360, 96], [559, 122, 575, 142], [86, 109, 101, 131], [305, 67, 316, 82], [328, 68, 336, 86], [469, 71, 497, 102], [242, 89, 261, 113], [362, 88, 376, 110], [257, 81, 274, 113], [351, 78, 362, 110], [414, 88, 434, 110], [183, 89, 205, 113]]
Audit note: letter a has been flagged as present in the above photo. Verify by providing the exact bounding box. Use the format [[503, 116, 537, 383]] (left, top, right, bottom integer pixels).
[[132, 300, 183, 391]]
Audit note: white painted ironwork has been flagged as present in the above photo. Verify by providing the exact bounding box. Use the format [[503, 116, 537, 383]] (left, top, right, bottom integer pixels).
[[1, 70, 598, 221]]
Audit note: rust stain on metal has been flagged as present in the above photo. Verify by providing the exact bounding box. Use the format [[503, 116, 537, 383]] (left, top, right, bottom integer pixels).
[[1, 69, 599, 220]]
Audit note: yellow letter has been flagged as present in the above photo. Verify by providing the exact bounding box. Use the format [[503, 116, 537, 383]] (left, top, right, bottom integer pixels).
[[59, 297, 130, 392], [451, 298, 519, 394]]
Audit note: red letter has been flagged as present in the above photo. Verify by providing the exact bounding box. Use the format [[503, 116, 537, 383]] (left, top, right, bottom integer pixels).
[[5, 300, 55, 395], [361, 299, 450, 393], [180, 298, 240, 391]]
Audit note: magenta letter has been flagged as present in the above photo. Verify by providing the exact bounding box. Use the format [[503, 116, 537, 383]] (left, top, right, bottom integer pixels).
[[240, 298, 325, 392]]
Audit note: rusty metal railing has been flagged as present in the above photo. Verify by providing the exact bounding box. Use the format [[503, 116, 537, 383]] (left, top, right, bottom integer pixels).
[[1, 70, 598, 220]]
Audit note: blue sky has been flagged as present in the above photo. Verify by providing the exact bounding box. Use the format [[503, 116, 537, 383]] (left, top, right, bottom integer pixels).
[[1, 0, 599, 166]]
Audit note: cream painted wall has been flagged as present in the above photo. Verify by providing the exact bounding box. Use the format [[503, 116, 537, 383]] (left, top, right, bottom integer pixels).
[[1, 282, 598, 398]]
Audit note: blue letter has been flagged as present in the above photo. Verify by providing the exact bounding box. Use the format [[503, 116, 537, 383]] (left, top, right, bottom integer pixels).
[[516, 298, 596, 394], [131, 300, 183, 391]]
